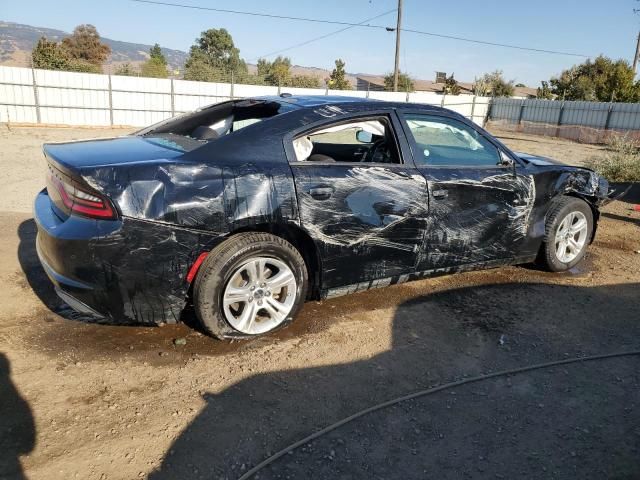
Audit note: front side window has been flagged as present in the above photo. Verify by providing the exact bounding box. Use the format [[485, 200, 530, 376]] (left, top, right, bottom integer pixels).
[[403, 114, 501, 167], [292, 116, 400, 164]]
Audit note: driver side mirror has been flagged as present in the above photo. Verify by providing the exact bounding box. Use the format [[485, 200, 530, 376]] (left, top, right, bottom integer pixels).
[[499, 150, 515, 167], [356, 129, 373, 143]]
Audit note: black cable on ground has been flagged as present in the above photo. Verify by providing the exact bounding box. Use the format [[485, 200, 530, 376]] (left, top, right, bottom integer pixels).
[[238, 349, 640, 480]]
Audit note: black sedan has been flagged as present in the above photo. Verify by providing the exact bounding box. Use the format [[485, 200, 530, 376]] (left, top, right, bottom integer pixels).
[[35, 95, 609, 338]]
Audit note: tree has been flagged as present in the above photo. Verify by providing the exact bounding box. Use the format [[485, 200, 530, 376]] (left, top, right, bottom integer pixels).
[[61, 24, 110, 72], [267, 56, 291, 86], [384, 71, 414, 92], [549, 56, 640, 102], [536, 80, 554, 100], [443, 73, 461, 95], [254, 56, 293, 86], [473, 70, 514, 97], [287, 75, 321, 88], [32, 37, 70, 70], [515, 83, 526, 88], [256, 58, 271, 77], [327, 59, 351, 90], [140, 43, 168, 78], [184, 50, 218, 82], [141, 58, 168, 78], [149, 43, 167, 65], [114, 63, 137, 76], [184, 28, 248, 81]]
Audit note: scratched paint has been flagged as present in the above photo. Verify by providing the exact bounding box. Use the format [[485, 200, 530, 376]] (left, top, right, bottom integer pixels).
[[33, 96, 610, 326]]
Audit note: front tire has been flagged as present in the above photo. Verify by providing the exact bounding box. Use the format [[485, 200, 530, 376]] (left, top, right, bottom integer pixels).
[[193, 233, 308, 339], [538, 196, 593, 272]]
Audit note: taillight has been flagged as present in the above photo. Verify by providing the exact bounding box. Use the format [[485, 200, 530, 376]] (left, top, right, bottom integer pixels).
[[48, 167, 116, 220]]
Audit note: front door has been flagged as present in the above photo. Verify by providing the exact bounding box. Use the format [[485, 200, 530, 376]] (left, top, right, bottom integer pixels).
[[287, 112, 428, 292], [399, 111, 535, 270]]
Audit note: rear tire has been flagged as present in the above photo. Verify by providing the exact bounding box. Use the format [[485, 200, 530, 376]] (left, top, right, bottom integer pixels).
[[538, 196, 593, 272], [193, 233, 308, 339]]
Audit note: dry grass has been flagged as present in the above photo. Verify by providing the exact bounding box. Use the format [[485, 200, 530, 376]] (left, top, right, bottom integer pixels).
[[585, 135, 640, 182]]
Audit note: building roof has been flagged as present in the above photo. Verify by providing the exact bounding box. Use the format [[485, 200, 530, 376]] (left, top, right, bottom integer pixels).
[[357, 75, 537, 97]]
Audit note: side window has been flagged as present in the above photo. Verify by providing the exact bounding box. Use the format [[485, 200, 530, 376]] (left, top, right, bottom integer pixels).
[[292, 116, 401, 164], [403, 114, 501, 167]]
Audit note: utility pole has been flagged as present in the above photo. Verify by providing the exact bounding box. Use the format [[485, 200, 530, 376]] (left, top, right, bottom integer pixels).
[[393, 0, 403, 91], [633, 31, 640, 75]]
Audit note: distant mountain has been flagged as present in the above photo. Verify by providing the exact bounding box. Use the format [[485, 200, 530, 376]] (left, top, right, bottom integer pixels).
[[0, 21, 189, 72], [0, 20, 357, 86]]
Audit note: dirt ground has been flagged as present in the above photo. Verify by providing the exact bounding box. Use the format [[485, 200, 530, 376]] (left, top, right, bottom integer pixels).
[[0, 126, 639, 480]]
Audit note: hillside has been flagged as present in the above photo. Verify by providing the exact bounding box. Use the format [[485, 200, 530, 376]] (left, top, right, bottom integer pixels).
[[0, 21, 189, 71], [0, 20, 362, 85]]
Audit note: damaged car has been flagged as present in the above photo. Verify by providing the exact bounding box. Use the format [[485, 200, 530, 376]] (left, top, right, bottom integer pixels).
[[34, 95, 609, 338]]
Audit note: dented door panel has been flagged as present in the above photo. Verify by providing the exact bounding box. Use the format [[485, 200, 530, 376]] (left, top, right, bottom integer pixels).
[[418, 167, 536, 268], [292, 164, 428, 289]]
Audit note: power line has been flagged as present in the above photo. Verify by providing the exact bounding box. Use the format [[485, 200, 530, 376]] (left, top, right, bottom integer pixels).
[[130, 0, 591, 58], [254, 9, 396, 61], [130, 0, 390, 29], [401, 27, 590, 58]]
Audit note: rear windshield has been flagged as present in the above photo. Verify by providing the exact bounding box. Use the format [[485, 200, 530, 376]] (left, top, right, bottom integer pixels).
[[137, 99, 297, 144]]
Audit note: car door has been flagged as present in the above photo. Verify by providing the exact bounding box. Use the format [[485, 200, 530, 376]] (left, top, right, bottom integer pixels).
[[398, 110, 535, 270], [285, 111, 428, 293]]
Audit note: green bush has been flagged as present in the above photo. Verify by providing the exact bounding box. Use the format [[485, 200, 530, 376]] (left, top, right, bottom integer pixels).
[[586, 135, 640, 182]]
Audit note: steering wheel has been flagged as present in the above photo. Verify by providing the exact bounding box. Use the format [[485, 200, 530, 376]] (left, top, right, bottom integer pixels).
[[364, 138, 388, 163]]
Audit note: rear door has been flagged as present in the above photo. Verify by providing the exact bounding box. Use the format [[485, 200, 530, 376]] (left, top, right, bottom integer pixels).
[[398, 111, 534, 270], [285, 111, 428, 292]]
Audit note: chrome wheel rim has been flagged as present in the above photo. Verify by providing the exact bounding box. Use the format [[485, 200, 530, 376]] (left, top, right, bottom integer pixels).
[[555, 211, 588, 263], [222, 256, 297, 335]]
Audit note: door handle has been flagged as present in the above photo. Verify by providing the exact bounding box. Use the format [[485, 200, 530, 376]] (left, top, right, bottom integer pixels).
[[308, 186, 334, 200], [432, 189, 448, 199]]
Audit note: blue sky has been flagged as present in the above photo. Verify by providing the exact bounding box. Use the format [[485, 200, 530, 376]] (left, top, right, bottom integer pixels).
[[3, 0, 639, 85]]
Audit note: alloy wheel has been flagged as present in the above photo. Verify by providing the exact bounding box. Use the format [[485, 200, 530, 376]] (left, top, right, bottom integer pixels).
[[554, 211, 588, 263], [222, 256, 297, 334]]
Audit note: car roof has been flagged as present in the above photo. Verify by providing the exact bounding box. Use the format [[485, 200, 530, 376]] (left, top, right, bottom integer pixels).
[[257, 94, 453, 115]]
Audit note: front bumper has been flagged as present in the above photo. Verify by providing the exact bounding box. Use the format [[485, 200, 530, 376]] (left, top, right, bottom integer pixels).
[[34, 189, 224, 325]]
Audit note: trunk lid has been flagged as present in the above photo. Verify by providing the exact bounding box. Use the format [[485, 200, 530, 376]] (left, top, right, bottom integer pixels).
[[43, 134, 199, 221], [43, 134, 197, 170]]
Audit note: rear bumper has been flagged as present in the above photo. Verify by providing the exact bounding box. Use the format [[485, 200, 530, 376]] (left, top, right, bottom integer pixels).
[[34, 189, 224, 325]]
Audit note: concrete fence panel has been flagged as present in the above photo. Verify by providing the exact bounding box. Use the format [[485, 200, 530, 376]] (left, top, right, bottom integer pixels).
[[0, 65, 490, 128]]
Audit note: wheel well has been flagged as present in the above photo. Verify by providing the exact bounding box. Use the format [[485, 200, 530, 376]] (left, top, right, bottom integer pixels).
[[228, 223, 322, 300]]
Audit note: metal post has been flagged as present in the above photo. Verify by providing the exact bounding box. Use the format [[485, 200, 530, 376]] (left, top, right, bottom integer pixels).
[[392, 0, 403, 91], [517, 99, 526, 125], [486, 98, 494, 125], [108, 74, 114, 126], [170, 78, 175, 116], [633, 31, 640, 75], [470, 95, 477, 123], [604, 102, 614, 131], [440, 93, 446, 108], [555, 101, 565, 137], [31, 68, 41, 124], [230, 71, 234, 100]]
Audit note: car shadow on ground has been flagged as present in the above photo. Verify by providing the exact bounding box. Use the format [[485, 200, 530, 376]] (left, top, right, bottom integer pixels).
[[0, 353, 35, 480], [17, 219, 64, 314], [149, 282, 640, 480]]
